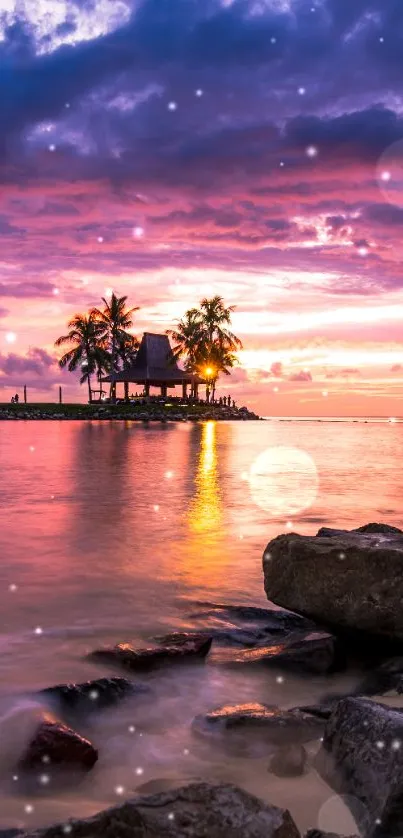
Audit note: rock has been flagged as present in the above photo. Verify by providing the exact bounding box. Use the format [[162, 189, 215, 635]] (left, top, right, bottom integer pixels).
[[263, 529, 403, 642], [348, 657, 403, 698], [316, 696, 403, 837], [88, 634, 212, 673], [297, 703, 335, 721], [189, 603, 318, 634], [305, 832, 358, 838], [317, 524, 403, 537], [192, 703, 324, 748], [269, 744, 307, 777], [39, 676, 148, 715], [15, 782, 300, 838], [18, 715, 98, 772], [212, 631, 344, 675]]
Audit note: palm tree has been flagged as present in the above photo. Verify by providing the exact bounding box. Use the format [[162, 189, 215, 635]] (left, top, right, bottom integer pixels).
[[169, 296, 242, 402], [117, 333, 139, 401], [55, 314, 107, 403], [168, 309, 203, 368], [91, 293, 139, 401], [199, 296, 242, 350], [200, 344, 238, 403]]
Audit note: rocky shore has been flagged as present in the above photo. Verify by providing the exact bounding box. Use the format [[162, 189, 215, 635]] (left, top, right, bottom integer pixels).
[[4, 522, 403, 836], [0, 402, 261, 422]]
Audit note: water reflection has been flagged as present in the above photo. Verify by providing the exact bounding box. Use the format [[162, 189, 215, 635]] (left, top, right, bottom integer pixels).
[[189, 421, 221, 534]]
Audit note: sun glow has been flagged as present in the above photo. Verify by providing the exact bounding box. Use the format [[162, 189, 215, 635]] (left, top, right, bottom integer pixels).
[[189, 421, 221, 534]]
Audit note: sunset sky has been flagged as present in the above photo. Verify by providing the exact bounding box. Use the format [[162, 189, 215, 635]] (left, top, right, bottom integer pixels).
[[1, 0, 403, 415]]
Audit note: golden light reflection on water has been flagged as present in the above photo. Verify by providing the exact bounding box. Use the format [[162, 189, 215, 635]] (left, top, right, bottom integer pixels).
[[189, 421, 222, 534]]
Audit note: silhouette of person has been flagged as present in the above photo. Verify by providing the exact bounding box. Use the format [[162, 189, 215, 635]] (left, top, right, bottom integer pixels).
[[14, 393, 19, 403]]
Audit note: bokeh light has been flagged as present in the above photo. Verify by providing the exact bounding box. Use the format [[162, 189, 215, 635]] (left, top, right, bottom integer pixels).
[[248, 445, 318, 516], [377, 140, 403, 207]]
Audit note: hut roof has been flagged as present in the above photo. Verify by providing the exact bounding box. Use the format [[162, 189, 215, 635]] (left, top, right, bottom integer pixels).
[[103, 332, 204, 385]]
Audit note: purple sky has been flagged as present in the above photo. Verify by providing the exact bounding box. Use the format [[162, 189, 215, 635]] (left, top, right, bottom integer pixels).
[[1, 0, 403, 414]]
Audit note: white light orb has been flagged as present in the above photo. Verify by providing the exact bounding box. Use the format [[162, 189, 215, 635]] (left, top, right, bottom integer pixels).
[[97, 236, 104, 243], [5, 332, 16, 343], [377, 139, 403, 207], [249, 446, 318, 516], [133, 226, 144, 239], [306, 145, 318, 158], [168, 101, 177, 111], [195, 89, 203, 97], [317, 794, 362, 836]]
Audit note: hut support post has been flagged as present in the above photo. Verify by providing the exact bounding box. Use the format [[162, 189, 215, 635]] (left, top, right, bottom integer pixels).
[[23, 385, 27, 404]]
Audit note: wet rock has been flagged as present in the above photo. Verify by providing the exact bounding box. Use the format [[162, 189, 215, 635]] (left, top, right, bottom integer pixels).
[[39, 676, 148, 715], [297, 703, 335, 721], [316, 696, 403, 837], [192, 703, 324, 747], [17, 782, 300, 838], [88, 634, 212, 673], [263, 529, 403, 642], [212, 631, 344, 675], [18, 715, 98, 772], [305, 832, 358, 838], [155, 625, 309, 648], [189, 603, 318, 634], [353, 657, 403, 697], [317, 524, 403, 537], [269, 744, 307, 777]]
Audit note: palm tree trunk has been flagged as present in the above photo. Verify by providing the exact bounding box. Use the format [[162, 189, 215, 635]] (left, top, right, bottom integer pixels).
[[87, 375, 92, 403], [124, 381, 129, 402], [109, 337, 116, 402]]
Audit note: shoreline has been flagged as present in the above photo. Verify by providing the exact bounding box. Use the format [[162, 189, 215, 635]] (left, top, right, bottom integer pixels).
[[0, 402, 261, 422]]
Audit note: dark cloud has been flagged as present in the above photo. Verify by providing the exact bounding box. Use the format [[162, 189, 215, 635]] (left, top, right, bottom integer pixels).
[[1, 0, 403, 304], [0, 346, 56, 376]]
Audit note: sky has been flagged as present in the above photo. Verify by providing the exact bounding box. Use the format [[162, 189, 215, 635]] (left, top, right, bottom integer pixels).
[[1, 0, 403, 415]]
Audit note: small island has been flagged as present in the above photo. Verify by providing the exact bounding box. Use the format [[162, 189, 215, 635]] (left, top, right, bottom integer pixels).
[[1, 293, 261, 420]]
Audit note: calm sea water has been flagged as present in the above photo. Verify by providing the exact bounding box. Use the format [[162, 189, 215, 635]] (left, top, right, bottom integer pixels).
[[0, 418, 401, 833]]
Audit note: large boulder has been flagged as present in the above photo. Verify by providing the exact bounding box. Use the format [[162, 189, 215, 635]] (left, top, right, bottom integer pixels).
[[316, 697, 403, 837], [18, 715, 98, 772], [88, 634, 212, 673], [263, 527, 403, 642], [11, 782, 300, 838], [269, 744, 307, 777]]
